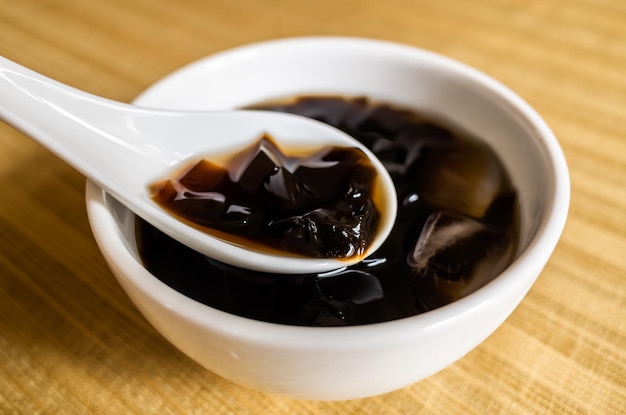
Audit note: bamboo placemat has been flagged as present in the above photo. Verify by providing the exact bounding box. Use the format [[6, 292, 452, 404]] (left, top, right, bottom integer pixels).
[[1, 0, 624, 413]]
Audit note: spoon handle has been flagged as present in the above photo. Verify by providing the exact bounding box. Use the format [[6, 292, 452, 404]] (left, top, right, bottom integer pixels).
[[0, 57, 163, 177]]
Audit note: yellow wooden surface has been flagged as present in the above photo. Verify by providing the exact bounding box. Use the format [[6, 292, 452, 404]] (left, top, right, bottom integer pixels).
[[1, 0, 625, 413]]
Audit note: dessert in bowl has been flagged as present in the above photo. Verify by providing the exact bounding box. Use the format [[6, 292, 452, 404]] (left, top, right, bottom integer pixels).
[[86, 37, 569, 400]]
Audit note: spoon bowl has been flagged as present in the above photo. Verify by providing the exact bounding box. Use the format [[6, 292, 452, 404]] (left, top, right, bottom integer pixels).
[[0, 57, 397, 274]]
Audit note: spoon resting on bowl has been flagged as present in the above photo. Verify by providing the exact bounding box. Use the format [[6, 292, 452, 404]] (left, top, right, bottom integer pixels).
[[0, 56, 397, 274]]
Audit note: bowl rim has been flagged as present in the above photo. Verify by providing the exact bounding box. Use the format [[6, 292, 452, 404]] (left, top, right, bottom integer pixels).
[[86, 36, 570, 347]]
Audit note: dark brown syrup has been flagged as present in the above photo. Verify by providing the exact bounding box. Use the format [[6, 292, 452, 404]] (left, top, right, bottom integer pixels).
[[150, 135, 380, 259], [136, 96, 520, 326]]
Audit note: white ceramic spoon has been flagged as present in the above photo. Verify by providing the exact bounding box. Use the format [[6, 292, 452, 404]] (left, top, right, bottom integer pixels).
[[0, 56, 397, 274]]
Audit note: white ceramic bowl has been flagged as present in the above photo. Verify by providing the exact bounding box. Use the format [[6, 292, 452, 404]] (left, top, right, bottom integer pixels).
[[86, 37, 569, 400]]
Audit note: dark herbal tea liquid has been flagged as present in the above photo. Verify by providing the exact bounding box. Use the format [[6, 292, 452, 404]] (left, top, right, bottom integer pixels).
[[136, 96, 520, 326]]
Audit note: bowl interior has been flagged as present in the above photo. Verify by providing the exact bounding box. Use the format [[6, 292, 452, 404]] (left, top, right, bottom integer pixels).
[[90, 37, 570, 322], [135, 37, 564, 258]]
